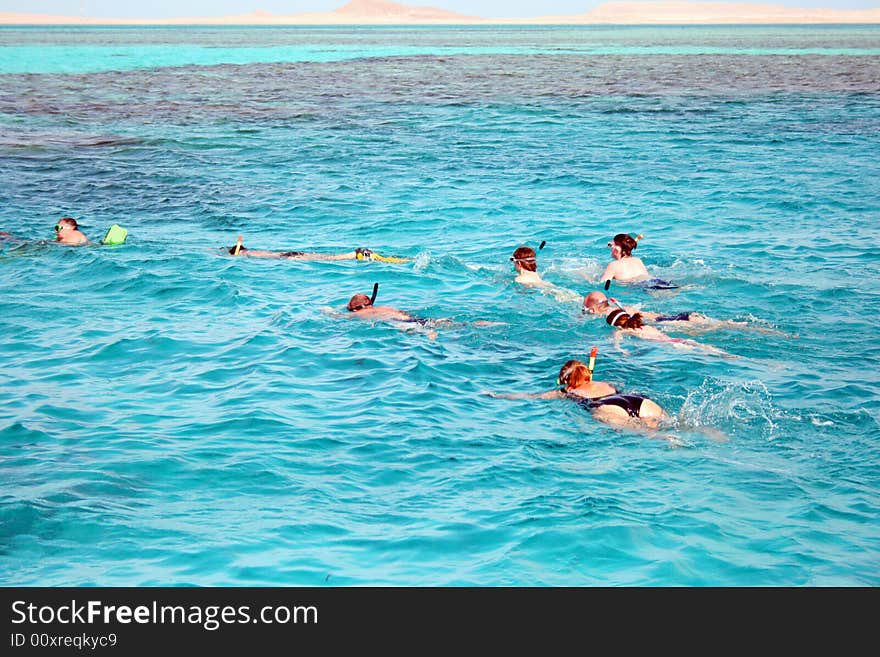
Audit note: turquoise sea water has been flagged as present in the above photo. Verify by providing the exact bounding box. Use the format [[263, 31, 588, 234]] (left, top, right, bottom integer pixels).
[[1, 25, 879, 586]]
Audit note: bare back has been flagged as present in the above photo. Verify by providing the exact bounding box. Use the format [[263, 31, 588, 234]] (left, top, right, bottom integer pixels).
[[601, 256, 650, 283]]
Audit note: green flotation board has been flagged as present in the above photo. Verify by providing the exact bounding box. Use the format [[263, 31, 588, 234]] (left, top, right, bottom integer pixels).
[[101, 224, 128, 245]]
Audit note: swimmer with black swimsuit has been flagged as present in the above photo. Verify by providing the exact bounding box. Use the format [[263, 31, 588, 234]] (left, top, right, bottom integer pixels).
[[486, 359, 667, 431], [226, 240, 371, 261], [343, 290, 439, 340], [583, 291, 765, 335], [332, 286, 503, 340], [226, 236, 409, 263], [601, 306, 733, 357]]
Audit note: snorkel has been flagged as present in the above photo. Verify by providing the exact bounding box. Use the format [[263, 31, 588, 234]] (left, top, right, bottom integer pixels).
[[588, 346, 598, 376], [356, 248, 411, 263], [608, 296, 627, 312], [232, 235, 243, 256], [370, 282, 379, 305]]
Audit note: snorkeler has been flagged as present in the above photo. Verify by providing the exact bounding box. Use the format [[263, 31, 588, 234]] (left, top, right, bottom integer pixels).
[[487, 356, 667, 431], [600, 304, 733, 357], [600, 233, 677, 290], [336, 284, 503, 341], [54, 217, 89, 245], [227, 236, 409, 263], [344, 284, 439, 340], [510, 243, 581, 303], [511, 245, 545, 287], [583, 291, 755, 332]]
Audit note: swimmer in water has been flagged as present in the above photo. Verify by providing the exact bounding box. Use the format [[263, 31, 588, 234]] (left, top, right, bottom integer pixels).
[[582, 291, 761, 333], [511, 245, 581, 303], [227, 237, 408, 263], [487, 358, 668, 431], [511, 246, 545, 287], [600, 305, 734, 357], [331, 285, 504, 340], [54, 217, 88, 245], [600, 234, 676, 290], [344, 288, 439, 340]]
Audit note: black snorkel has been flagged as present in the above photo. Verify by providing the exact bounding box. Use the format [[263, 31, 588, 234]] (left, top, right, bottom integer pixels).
[[369, 282, 379, 306]]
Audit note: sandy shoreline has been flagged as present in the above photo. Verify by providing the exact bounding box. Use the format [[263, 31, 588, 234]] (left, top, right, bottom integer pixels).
[[1, 1, 879, 26]]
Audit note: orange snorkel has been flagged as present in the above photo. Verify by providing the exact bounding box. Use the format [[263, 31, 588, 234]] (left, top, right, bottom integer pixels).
[[232, 235, 243, 256], [588, 346, 598, 376]]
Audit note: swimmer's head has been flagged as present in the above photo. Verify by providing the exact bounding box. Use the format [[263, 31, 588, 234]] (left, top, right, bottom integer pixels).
[[228, 244, 248, 255], [607, 308, 644, 330], [582, 291, 608, 314], [54, 217, 78, 233], [510, 246, 537, 272], [558, 359, 592, 388], [347, 294, 373, 312], [608, 233, 638, 257]]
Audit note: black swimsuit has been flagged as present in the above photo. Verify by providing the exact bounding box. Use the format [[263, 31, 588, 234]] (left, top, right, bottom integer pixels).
[[567, 392, 646, 418], [636, 278, 678, 290], [654, 312, 692, 322], [400, 317, 430, 326], [280, 251, 306, 258]]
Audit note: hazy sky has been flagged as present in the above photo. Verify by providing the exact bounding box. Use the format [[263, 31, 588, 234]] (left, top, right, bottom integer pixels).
[[1, 1, 877, 19]]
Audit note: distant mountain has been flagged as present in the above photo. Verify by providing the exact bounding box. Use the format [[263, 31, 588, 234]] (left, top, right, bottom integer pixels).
[[1, 1, 878, 25], [334, 0, 473, 20]]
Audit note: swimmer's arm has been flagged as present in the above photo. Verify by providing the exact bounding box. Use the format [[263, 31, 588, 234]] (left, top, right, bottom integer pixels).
[[612, 331, 631, 357], [665, 334, 736, 358], [599, 262, 616, 284], [484, 390, 563, 401], [320, 306, 349, 319], [546, 284, 582, 304]]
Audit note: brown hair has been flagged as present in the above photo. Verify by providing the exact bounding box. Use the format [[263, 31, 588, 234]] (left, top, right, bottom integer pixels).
[[58, 217, 78, 229], [558, 359, 592, 388], [607, 308, 644, 330], [511, 246, 537, 272], [612, 233, 638, 257], [347, 294, 372, 312]]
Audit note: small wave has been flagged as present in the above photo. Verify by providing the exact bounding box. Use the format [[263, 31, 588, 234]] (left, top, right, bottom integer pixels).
[[677, 378, 780, 441]]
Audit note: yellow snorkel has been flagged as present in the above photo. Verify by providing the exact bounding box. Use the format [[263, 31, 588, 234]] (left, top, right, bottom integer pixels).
[[588, 346, 598, 376], [356, 247, 411, 263], [232, 235, 243, 256], [370, 253, 411, 263]]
